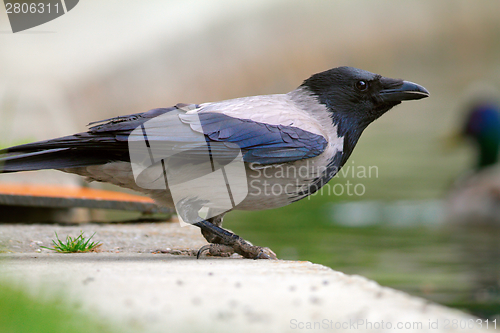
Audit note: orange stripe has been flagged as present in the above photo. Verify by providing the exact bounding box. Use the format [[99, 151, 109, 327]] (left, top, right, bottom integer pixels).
[[0, 183, 155, 203]]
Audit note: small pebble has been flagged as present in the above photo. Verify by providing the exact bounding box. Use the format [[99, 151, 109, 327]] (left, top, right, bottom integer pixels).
[[309, 296, 322, 305]]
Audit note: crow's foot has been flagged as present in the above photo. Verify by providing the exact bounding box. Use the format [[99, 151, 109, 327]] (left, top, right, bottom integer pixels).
[[197, 241, 277, 259], [194, 218, 277, 259]]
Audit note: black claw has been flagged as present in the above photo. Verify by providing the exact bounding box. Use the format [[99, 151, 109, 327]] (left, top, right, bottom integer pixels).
[[254, 251, 271, 260], [196, 245, 211, 259], [193, 218, 276, 259]]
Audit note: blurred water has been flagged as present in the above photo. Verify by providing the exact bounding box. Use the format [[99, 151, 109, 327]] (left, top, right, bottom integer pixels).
[[329, 200, 445, 227], [322, 201, 500, 318]]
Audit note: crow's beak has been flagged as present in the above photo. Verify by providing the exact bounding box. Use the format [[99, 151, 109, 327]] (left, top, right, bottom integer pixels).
[[380, 81, 430, 102]]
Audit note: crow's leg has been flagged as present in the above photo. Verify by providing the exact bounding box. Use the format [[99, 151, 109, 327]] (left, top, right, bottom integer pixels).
[[199, 213, 225, 244], [176, 200, 276, 259], [194, 215, 277, 260]]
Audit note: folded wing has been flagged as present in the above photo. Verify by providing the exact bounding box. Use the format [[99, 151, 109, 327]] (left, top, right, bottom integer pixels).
[[0, 103, 328, 173]]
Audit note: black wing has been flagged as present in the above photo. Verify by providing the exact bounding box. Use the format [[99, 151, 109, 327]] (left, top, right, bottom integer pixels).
[[0, 104, 327, 173]]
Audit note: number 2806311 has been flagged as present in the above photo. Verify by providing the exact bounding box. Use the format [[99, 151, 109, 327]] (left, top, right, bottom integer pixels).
[[5, 2, 61, 14]]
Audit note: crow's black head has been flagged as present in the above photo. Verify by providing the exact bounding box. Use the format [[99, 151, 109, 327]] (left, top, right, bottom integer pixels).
[[302, 66, 429, 128], [301, 66, 429, 162]]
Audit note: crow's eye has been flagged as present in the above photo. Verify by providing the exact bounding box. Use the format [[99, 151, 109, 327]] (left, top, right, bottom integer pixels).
[[355, 80, 368, 91]]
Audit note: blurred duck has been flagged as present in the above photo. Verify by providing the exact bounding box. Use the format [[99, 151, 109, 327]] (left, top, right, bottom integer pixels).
[[463, 100, 500, 170], [446, 97, 500, 225], [445, 98, 500, 304]]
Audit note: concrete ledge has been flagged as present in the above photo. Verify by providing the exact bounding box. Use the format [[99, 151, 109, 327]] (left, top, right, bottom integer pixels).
[[0, 223, 481, 333]]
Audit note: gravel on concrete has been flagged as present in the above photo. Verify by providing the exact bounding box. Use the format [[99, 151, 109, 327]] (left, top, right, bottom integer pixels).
[[0, 221, 207, 255]]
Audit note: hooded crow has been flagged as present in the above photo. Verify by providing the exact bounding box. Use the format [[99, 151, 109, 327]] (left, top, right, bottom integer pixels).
[[0, 66, 429, 259]]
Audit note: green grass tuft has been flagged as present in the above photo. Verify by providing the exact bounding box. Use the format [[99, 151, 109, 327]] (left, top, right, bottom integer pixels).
[[41, 232, 102, 253]]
